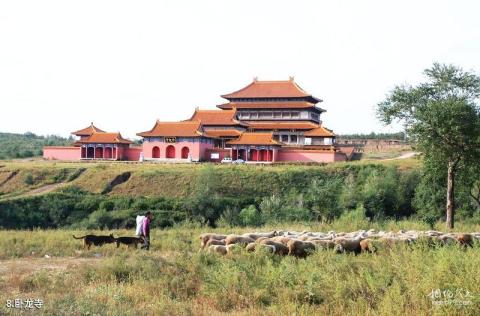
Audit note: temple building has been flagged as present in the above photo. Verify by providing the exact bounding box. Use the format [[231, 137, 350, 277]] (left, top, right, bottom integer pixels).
[[44, 78, 352, 163], [44, 123, 141, 161], [137, 120, 215, 161]]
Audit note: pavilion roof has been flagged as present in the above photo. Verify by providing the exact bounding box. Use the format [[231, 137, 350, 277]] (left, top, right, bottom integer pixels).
[[204, 130, 243, 137], [137, 120, 212, 138], [247, 121, 320, 130], [188, 109, 247, 126], [71, 122, 105, 136], [75, 132, 132, 144], [227, 132, 281, 146], [217, 101, 324, 111], [221, 78, 321, 102], [303, 126, 335, 137]]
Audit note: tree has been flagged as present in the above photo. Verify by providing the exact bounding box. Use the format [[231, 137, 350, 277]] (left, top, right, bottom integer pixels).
[[377, 63, 480, 228]]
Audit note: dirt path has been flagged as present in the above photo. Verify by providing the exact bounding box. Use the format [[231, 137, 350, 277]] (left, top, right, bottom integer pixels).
[[0, 182, 68, 201], [0, 257, 102, 275], [384, 151, 418, 160], [23, 183, 68, 196]]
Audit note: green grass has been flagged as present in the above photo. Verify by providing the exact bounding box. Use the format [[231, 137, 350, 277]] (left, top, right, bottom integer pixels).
[[0, 220, 479, 315], [0, 158, 422, 200]]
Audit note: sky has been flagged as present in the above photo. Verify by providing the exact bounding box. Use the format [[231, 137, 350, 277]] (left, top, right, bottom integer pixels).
[[1, 0, 479, 139]]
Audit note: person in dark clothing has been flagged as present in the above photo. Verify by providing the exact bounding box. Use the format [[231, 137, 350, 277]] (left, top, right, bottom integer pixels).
[[141, 211, 153, 250]]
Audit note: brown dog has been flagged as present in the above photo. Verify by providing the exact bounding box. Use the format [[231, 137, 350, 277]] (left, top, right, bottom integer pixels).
[[115, 236, 145, 249], [73, 234, 115, 250]]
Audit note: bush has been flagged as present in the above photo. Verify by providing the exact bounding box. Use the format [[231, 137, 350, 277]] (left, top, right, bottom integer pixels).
[[238, 205, 264, 227], [24, 173, 34, 185], [305, 178, 343, 222], [362, 167, 400, 219]]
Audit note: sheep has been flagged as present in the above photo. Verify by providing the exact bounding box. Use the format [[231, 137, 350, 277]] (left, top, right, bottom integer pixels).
[[242, 231, 277, 240], [207, 245, 227, 255], [246, 242, 257, 252], [432, 234, 456, 246], [311, 239, 336, 250], [380, 237, 413, 249], [245, 242, 276, 254], [225, 234, 255, 246], [271, 236, 293, 245], [205, 239, 226, 247], [334, 238, 362, 255], [359, 239, 376, 253], [254, 237, 270, 244], [255, 244, 276, 254], [258, 239, 289, 256], [456, 233, 474, 248], [226, 244, 242, 255], [287, 240, 316, 258], [199, 233, 227, 249]]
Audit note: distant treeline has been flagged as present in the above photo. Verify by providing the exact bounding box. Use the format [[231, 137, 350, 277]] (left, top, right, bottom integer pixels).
[[0, 132, 72, 159], [338, 132, 406, 140]]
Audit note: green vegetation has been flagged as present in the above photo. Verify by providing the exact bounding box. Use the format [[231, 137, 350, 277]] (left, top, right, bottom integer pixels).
[[0, 222, 479, 315], [0, 132, 72, 160], [338, 131, 406, 140], [378, 63, 480, 228], [1, 159, 479, 230]]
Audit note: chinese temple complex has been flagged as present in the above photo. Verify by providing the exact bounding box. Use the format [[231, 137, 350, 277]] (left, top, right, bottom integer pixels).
[[43, 78, 353, 163]]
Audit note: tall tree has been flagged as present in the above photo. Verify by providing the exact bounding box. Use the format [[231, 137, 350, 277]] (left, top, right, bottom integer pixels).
[[377, 63, 480, 228]]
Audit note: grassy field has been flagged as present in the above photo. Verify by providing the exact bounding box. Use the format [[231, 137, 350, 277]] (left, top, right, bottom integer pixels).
[[1, 219, 479, 315]]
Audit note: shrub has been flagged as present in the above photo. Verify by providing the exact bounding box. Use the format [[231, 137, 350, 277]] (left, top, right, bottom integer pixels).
[[238, 205, 264, 227], [362, 167, 400, 219], [305, 178, 343, 222], [24, 173, 34, 185]]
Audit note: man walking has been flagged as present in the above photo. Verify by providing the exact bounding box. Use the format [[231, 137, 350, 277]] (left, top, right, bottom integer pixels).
[[141, 211, 153, 250]]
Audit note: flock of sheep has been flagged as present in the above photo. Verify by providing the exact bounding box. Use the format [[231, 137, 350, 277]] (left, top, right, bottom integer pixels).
[[200, 229, 480, 258]]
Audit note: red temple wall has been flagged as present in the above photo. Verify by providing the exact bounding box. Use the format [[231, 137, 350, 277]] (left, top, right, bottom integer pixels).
[[276, 149, 345, 163], [43, 146, 81, 160], [143, 141, 214, 161], [123, 147, 142, 161]]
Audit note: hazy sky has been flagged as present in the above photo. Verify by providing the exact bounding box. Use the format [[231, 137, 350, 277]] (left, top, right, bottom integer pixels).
[[1, 0, 479, 139]]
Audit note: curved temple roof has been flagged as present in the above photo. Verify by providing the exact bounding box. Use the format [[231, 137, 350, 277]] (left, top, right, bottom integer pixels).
[[75, 132, 132, 144], [188, 109, 247, 126], [137, 120, 211, 137], [227, 132, 281, 146], [72, 122, 105, 136], [303, 126, 335, 137], [221, 78, 322, 103]]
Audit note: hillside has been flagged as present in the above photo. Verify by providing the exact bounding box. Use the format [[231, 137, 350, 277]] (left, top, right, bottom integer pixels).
[[0, 132, 72, 160], [0, 159, 421, 200], [0, 159, 430, 230]]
